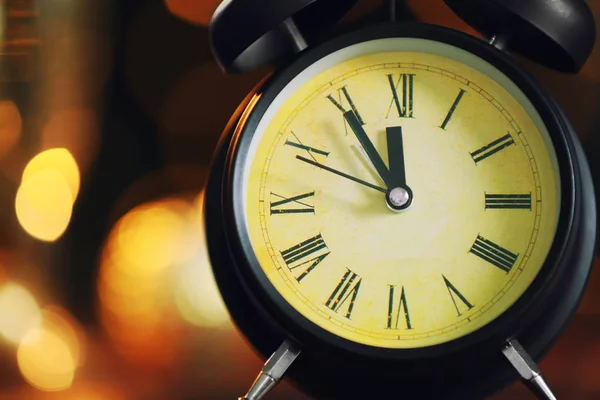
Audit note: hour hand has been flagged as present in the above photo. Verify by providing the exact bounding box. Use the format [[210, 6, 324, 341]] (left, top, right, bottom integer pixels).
[[385, 125, 413, 211], [386, 125, 407, 189]]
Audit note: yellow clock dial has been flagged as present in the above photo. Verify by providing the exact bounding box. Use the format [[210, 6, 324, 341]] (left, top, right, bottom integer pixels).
[[241, 39, 560, 349]]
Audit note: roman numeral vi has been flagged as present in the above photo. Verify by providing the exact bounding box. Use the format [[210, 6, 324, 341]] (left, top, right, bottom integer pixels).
[[386, 284, 412, 330]]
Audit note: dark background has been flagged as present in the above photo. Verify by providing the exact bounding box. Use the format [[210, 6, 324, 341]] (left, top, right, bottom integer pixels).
[[0, 0, 599, 398]]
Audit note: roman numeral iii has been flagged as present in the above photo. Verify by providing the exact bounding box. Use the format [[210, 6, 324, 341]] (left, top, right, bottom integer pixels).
[[469, 235, 519, 273], [280, 234, 330, 282], [485, 193, 532, 210], [270, 191, 315, 215], [386, 284, 412, 330], [326, 268, 362, 319], [442, 275, 474, 317], [387, 73, 415, 118], [470, 133, 515, 164]]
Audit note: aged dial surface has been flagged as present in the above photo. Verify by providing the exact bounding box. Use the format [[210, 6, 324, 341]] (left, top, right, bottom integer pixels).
[[240, 39, 560, 349]]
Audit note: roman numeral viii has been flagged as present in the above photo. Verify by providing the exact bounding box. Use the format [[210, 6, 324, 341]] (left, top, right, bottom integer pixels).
[[386, 285, 412, 330], [270, 191, 315, 215], [387, 73, 415, 118], [326, 268, 362, 319], [485, 193, 532, 210], [442, 275, 474, 317], [469, 235, 519, 273], [280, 234, 330, 282], [327, 86, 365, 125], [470, 133, 515, 164]]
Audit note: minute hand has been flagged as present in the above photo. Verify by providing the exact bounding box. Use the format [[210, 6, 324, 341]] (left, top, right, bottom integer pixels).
[[344, 111, 394, 188]]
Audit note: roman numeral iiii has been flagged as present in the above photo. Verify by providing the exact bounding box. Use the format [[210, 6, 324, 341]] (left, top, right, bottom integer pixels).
[[469, 235, 519, 273]]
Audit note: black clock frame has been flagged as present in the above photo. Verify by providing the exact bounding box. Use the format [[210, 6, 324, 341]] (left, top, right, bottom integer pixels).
[[204, 22, 596, 399]]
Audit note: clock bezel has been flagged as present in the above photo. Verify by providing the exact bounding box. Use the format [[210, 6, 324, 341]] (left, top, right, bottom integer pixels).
[[222, 22, 579, 361]]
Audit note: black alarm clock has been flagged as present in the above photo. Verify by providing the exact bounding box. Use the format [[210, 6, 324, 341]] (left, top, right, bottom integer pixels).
[[202, 0, 597, 399]]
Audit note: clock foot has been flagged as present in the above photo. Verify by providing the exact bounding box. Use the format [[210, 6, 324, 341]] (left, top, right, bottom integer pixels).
[[501, 339, 557, 400], [239, 341, 301, 400]]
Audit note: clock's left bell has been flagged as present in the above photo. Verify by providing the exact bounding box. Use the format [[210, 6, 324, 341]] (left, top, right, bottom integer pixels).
[[209, 0, 358, 74]]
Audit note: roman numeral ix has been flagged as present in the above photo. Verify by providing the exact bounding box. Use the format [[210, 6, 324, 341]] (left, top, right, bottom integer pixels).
[[386, 284, 412, 330], [270, 191, 315, 215], [485, 193, 532, 210], [280, 234, 330, 282], [326, 268, 362, 319], [387, 73, 415, 118], [469, 235, 519, 273]]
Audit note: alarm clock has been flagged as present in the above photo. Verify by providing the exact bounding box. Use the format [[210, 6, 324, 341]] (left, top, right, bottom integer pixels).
[[202, 0, 597, 399]]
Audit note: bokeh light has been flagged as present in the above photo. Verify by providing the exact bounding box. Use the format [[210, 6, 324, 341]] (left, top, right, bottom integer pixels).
[[15, 168, 74, 242], [0, 283, 41, 344], [164, 0, 222, 26], [98, 198, 196, 367], [175, 192, 229, 328], [0, 101, 22, 161], [18, 330, 76, 391], [98, 193, 232, 367], [41, 108, 100, 175], [21, 148, 80, 202], [17, 307, 83, 392], [15, 148, 80, 242]]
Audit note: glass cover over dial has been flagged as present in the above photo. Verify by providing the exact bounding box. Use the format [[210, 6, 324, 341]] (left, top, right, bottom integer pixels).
[[239, 38, 561, 349]]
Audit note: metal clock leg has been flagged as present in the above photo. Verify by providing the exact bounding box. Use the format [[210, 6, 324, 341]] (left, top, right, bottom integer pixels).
[[239, 341, 302, 400], [501, 339, 557, 400]]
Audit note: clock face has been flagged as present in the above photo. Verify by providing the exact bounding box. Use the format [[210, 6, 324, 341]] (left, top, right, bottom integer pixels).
[[238, 38, 561, 349]]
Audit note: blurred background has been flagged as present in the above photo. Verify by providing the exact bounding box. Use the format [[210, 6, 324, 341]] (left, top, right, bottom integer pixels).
[[0, 0, 598, 399]]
